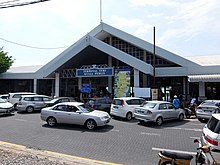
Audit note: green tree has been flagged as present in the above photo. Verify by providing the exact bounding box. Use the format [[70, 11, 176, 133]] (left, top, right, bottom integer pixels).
[[0, 47, 14, 73]]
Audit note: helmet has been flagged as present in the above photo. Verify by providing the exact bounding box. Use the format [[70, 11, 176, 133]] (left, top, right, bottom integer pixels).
[[174, 95, 177, 98]]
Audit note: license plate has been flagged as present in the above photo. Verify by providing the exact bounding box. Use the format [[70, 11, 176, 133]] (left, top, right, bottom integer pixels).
[[113, 106, 118, 109]]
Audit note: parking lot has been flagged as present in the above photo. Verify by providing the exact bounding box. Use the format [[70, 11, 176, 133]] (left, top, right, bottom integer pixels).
[[0, 112, 219, 165]]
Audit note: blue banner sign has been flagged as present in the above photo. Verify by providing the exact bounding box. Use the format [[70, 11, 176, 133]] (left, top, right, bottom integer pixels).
[[76, 68, 113, 77], [81, 84, 91, 93]]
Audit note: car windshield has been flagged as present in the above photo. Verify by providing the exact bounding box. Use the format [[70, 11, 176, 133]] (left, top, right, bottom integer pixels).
[[78, 104, 94, 113], [0, 98, 6, 103], [141, 102, 156, 108], [207, 116, 220, 133]]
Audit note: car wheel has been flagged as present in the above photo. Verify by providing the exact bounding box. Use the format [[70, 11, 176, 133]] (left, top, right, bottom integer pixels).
[[26, 106, 34, 113], [156, 117, 163, 126], [85, 119, 97, 130], [179, 114, 184, 120], [47, 117, 57, 127], [126, 112, 132, 121]]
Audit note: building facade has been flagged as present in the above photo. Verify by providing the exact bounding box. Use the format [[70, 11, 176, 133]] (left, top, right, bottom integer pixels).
[[1, 22, 220, 103]]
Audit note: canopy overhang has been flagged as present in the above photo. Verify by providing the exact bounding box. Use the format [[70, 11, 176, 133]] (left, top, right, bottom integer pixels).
[[188, 74, 220, 82]]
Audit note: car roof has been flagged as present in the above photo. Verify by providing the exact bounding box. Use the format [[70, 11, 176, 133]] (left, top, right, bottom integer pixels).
[[113, 97, 144, 100], [9, 92, 36, 95], [56, 101, 84, 106], [212, 114, 220, 120], [21, 94, 49, 97], [144, 100, 171, 104], [203, 100, 220, 102]]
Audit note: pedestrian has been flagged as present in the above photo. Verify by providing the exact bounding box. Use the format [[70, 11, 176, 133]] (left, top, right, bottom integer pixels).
[[173, 95, 180, 109]]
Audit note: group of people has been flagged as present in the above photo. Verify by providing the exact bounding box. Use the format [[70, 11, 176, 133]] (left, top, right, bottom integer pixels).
[[172, 95, 197, 109]]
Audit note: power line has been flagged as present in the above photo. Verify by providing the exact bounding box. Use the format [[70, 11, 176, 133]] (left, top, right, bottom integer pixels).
[[0, 37, 67, 50], [0, 0, 50, 9]]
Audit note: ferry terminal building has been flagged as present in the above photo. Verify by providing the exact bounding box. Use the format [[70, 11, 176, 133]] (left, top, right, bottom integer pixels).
[[1, 22, 220, 103]]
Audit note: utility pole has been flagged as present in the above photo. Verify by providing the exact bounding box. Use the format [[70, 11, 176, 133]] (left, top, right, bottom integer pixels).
[[153, 26, 156, 87], [100, 0, 102, 23]]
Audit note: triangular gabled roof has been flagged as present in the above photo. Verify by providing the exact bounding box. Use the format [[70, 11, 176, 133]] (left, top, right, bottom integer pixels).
[[35, 22, 199, 78]]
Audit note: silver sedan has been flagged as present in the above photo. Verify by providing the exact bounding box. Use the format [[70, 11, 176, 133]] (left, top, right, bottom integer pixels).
[[134, 101, 185, 126], [41, 102, 111, 130]]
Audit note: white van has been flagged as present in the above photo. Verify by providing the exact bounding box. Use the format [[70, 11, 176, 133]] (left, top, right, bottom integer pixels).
[[8, 92, 36, 108], [110, 97, 145, 120]]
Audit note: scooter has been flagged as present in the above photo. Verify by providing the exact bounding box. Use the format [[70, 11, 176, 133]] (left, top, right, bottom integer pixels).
[[158, 139, 217, 165], [184, 103, 197, 119]]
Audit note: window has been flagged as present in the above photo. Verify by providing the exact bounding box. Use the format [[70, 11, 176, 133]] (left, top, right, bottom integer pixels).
[[34, 97, 42, 101], [159, 103, 167, 110], [167, 103, 175, 109], [53, 105, 67, 111], [67, 105, 78, 112], [43, 97, 51, 101], [207, 116, 220, 134]]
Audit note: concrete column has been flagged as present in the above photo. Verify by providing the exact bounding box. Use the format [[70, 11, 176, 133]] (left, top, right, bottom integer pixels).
[[108, 55, 113, 94], [33, 79, 37, 93], [78, 77, 82, 101], [55, 72, 60, 97], [134, 68, 139, 88], [199, 82, 205, 97]]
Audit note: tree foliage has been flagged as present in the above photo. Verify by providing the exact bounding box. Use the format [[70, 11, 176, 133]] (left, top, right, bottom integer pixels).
[[0, 47, 14, 73]]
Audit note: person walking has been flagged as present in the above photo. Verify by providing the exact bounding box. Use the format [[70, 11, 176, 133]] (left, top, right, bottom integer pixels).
[[173, 95, 180, 109]]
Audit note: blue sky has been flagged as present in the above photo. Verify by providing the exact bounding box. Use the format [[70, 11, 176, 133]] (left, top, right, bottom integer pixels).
[[0, 0, 219, 67]]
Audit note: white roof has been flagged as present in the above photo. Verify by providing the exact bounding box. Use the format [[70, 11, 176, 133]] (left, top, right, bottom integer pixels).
[[186, 55, 220, 66]]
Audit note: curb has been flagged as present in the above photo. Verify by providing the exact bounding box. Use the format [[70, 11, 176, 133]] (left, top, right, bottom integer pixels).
[[0, 141, 121, 165]]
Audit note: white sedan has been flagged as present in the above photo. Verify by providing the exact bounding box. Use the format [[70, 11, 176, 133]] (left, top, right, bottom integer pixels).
[[41, 102, 111, 130], [134, 101, 185, 126], [0, 98, 14, 115]]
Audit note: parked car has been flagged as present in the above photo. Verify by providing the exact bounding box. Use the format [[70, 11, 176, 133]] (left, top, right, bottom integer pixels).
[[0, 94, 9, 101], [196, 100, 220, 122], [110, 97, 145, 120], [16, 95, 52, 113], [0, 98, 14, 115], [45, 97, 76, 107], [86, 98, 112, 113], [41, 102, 111, 130], [134, 101, 185, 126], [8, 92, 36, 109], [201, 114, 220, 150]]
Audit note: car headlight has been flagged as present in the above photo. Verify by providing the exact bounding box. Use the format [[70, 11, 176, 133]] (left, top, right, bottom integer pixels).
[[101, 116, 109, 120]]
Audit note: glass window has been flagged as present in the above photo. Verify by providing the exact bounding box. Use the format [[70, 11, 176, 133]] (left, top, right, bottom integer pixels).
[[34, 97, 42, 101], [207, 116, 220, 134], [67, 105, 78, 112], [167, 103, 175, 109], [159, 103, 167, 110], [141, 102, 156, 108], [53, 105, 67, 111], [113, 99, 123, 105]]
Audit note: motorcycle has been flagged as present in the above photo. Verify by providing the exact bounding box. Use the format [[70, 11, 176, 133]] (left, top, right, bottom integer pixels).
[[158, 139, 217, 165], [184, 103, 197, 119]]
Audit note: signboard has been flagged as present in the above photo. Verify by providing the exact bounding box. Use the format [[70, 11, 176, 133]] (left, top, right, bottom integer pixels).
[[114, 68, 130, 98], [76, 68, 113, 77], [134, 87, 151, 98], [81, 84, 91, 93], [151, 88, 158, 100]]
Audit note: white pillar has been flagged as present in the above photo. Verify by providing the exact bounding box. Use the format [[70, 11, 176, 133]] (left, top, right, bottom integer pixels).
[[199, 82, 205, 97], [134, 69, 139, 88], [33, 79, 37, 93], [108, 55, 113, 94], [55, 72, 60, 97]]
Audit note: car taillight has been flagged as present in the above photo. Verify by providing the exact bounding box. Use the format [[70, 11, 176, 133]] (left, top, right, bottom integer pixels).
[[205, 136, 218, 146], [146, 110, 152, 115], [122, 100, 124, 106]]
